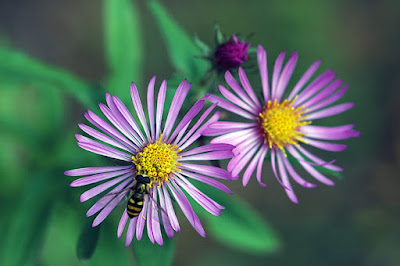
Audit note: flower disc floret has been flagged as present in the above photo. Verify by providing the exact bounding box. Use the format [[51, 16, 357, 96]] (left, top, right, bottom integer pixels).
[[132, 135, 181, 186], [259, 98, 311, 152]]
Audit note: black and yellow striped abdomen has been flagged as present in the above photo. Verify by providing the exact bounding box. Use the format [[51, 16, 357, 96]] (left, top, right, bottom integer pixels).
[[127, 196, 144, 218]]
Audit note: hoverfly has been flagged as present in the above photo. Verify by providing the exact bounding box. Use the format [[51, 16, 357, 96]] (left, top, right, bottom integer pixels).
[[126, 174, 150, 218]]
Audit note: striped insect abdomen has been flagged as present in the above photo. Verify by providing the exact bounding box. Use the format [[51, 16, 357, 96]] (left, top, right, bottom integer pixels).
[[126, 193, 144, 218]]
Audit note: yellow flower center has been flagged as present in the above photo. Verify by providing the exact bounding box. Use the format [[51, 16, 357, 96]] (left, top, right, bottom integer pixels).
[[259, 98, 311, 153], [132, 135, 181, 186]]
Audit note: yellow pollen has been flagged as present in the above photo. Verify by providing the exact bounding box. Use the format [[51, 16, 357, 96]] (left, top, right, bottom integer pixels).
[[259, 98, 311, 155], [132, 134, 181, 186]]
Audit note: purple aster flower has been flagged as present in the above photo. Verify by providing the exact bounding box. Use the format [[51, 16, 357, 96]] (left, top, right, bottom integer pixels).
[[204, 45, 360, 203], [65, 77, 234, 246], [214, 35, 251, 70]]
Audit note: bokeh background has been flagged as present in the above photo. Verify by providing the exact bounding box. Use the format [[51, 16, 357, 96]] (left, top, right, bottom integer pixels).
[[0, 0, 399, 265]]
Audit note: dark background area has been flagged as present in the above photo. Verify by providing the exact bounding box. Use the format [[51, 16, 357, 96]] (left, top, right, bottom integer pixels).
[[0, 0, 399, 265]]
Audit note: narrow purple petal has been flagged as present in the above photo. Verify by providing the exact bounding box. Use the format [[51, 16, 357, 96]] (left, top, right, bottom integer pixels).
[[178, 111, 220, 151], [99, 103, 141, 148], [256, 145, 268, 187], [231, 143, 261, 177], [77, 141, 132, 162], [295, 145, 343, 171], [300, 124, 360, 140], [271, 51, 285, 100], [287, 147, 335, 185], [135, 196, 149, 241], [227, 134, 261, 171], [65, 165, 130, 177], [163, 80, 190, 140], [210, 128, 260, 146], [112, 96, 146, 143], [147, 76, 156, 141], [302, 137, 347, 152], [295, 70, 337, 106], [218, 84, 258, 114], [80, 173, 131, 202], [288, 59, 321, 100], [173, 121, 190, 146], [275, 51, 298, 102], [146, 201, 155, 243], [70, 168, 132, 187], [156, 80, 167, 139], [224, 70, 255, 108], [306, 103, 354, 120], [176, 104, 217, 147], [242, 144, 267, 186], [209, 121, 257, 131], [180, 150, 234, 161], [117, 210, 129, 238], [302, 79, 343, 108], [281, 151, 317, 188], [168, 181, 205, 237], [86, 178, 132, 216], [180, 163, 232, 180], [270, 149, 288, 189], [277, 151, 298, 203], [79, 124, 132, 153], [161, 184, 180, 232], [106, 93, 144, 148], [148, 189, 163, 245], [306, 84, 348, 113], [168, 99, 204, 143], [130, 82, 150, 140], [157, 186, 174, 238], [179, 144, 235, 157], [180, 169, 232, 194], [203, 121, 257, 137], [205, 94, 255, 120], [92, 189, 127, 227], [257, 45, 270, 102], [175, 175, 223, 216], [238, 67, 262, 109], [85, 110, 137, 151], [125, 217, 138, 247]]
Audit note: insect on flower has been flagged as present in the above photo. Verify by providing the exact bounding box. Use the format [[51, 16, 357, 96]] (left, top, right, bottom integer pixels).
[[65, 77, 235, 246], [204, 45, 360, 203]]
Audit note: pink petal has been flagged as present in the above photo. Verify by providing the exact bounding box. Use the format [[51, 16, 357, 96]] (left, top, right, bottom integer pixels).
[[238, 67, 262, 109], [147, 76, 156, 141], [288, 59, 321, 101], [305, 103, 354, 120], [271, 51, 285, 100], [65, 165, 130, 177], [117, 210, 129, 238], [156, 80, 167, 139], [277, 151, 298, 203], [125, 217, 138, 247], [275, 51, 298, 102], [130, 82, 151, 141], [257, 45, 270, 102]]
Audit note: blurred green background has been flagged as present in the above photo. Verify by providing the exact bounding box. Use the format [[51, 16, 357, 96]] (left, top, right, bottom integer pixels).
[[0, 0, 399, 265]]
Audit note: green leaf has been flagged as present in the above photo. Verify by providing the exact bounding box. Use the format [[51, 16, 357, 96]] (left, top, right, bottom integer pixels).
[[0, 48, 100, 109], [77, 219, 101, 260], [194, 184, 281, 255], [147, 0, 209, 80], [0, 173, 55, 266], [103, 0, 143, 102], [132, 229, 175, 266]]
